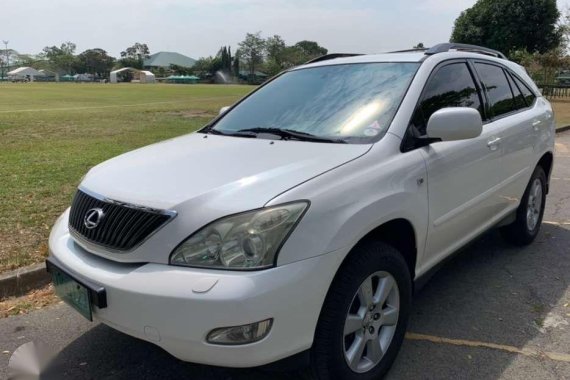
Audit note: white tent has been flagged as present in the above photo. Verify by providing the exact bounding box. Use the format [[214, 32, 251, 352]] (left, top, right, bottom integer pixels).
[[7, 67, 44, 82], [140, 70, 155, 83], [110, 67, 155, 84]]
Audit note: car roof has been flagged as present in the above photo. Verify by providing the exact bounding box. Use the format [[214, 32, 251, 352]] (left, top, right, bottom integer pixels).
[[297, 52, 426, 69]]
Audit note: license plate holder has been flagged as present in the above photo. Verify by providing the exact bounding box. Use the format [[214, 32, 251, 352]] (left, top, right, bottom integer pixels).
[[46, 258, 107, 321]]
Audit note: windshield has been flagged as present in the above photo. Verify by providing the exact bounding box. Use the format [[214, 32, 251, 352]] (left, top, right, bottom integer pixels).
[[208, 62, 420, 143]]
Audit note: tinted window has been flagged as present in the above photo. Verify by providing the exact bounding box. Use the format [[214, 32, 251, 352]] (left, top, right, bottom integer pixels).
[[475, 63, 516, 117], [211, 63, 420, 144], [410, 62, 482, 136], [506, 72, 526, 110], [512, 75, 536, 106]]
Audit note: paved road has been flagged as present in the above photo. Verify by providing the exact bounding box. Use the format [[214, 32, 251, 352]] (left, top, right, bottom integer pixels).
[[2, 132, 570, 379]]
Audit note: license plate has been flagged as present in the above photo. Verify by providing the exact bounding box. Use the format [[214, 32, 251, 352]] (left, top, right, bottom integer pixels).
[[51, 266, 93, 321]]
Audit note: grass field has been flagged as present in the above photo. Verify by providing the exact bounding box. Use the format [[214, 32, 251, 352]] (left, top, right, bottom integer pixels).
[[551, 100, 570, 128], [1, 84, 569, 272], [0, 83, 253, 272]]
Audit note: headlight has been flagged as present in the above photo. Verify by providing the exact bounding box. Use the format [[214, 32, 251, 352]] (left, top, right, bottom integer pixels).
[[170, 202, 308, 270]]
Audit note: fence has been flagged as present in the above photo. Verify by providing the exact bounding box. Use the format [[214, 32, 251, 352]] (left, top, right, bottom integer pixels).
[[538, 84, 570, 99]]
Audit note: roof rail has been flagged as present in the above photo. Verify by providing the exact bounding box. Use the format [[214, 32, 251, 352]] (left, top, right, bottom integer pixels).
[[305, 53, 363, 64], [389, 48, 428, 54], [425, 43, 506, 59]]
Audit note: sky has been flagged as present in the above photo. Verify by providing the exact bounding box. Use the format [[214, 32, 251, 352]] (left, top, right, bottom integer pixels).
[[1, 0, 569, 59]]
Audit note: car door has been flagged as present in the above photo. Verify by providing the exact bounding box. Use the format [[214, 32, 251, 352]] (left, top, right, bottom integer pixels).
[[404, 61, 505, 271], [471, 62, 537, 215]]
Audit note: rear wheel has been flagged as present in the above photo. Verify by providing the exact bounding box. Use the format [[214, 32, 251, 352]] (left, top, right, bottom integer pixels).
[[501, 166, 547, 246], [311, 242, 411, 380]]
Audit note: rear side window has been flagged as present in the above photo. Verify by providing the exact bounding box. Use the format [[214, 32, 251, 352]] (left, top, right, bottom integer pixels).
[[506, 72, 526, 111], [512, 75, 536, 106], [474, 63, 516, 117], [410, 62, 482, 136]]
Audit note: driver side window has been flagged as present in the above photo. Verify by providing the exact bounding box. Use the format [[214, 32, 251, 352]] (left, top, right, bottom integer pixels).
[[410, 62, 483, 138]]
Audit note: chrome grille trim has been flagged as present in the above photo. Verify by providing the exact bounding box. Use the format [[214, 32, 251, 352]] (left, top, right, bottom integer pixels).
[[68, 187, 176, 253]]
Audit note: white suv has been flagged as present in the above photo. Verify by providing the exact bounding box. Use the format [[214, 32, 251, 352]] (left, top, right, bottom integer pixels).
[[47, 43, 555, 379]]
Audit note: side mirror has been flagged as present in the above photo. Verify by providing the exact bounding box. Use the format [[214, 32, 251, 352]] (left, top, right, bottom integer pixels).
[[219, 106, 231, 115], [426, 107, 482, 142]]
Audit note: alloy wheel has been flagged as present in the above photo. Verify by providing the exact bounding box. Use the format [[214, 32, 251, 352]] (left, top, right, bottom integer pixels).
[[526, 178, 543, 231], [342, 271, 400, 373]]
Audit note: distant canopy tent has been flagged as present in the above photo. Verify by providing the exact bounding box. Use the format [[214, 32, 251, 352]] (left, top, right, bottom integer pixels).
[[60, 74, 75, 82], [238, 70, 269, 84], [166, 75, 199, 84], [110, 67, 155, 83], [74, 73, 94, 82], [140, 70, 156, 83], [7, 67, 44, 82]]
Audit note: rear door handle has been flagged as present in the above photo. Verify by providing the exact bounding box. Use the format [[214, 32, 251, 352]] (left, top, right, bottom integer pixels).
[[487, 137, 501, 151], [532, 120, 542, 131]]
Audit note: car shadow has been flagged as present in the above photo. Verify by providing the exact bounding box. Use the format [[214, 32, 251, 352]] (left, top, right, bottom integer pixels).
[[389, 222, 570, 378], [46, 223, 570, 379]]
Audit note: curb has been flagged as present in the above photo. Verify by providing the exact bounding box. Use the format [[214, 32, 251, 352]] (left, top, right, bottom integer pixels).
[[0, 262, 50, 300], [556, 125, 570, 133]]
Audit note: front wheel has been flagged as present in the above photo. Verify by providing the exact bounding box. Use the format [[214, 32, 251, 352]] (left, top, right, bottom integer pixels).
[[501, 166, 547, 246], [311, 242, 411, 380]]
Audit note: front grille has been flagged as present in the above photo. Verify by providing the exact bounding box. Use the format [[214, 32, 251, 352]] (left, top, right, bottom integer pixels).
[[68, 189, 174, 252]]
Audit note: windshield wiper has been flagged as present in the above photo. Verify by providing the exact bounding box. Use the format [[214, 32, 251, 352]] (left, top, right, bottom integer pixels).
[[235, 127, 347, 144], [206, 128, 256, 138]]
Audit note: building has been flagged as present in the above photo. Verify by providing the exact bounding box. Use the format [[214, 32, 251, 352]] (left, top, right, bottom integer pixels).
[[7, 67, 44, 82], [143, 52, 196, 70], [37, 69, 57, 82]]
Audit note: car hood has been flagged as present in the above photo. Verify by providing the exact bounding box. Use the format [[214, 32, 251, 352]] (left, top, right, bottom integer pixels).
[[81, 133, 371, 211]]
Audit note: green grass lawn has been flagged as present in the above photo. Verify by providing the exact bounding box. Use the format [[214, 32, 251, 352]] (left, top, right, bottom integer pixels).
[[2, 84, 569, 273], [0, 83, 253, 272], [551, 100, 570, 129]]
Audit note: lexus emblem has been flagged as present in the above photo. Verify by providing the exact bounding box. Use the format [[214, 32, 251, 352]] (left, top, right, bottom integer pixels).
[[84, 208, 105, 229]]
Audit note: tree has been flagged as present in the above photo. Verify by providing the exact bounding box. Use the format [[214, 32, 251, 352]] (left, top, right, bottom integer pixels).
[[119, 42, 150, 69], [238, 32, 266, 82], [262, 36, 329, 76], [293, 40, 328, 58], [0, 49, 17, 79], [266, 35, 287, 65], [74, 48, 115, 78], [232, 51, 240, 77], [216, 46, 233, 74], [225, 46, 234, 73], [262, 35, 285, 76], [451, 0, 562, 55], [170, 64, 192, 75], [40, 42, 77, 73], [535, 49, 570, 83], [192, 56, 223, 78]]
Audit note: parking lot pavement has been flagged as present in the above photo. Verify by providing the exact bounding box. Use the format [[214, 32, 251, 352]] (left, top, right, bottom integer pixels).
[[1, 132, 570, 380]]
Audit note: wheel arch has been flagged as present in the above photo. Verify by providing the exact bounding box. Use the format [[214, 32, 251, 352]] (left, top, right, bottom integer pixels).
[[355, 218, 417, 282], [325, 218, 418, 296], [537, 151, 554, 194]]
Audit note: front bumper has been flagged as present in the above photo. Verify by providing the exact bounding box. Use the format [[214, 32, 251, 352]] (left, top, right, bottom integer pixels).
[[48, 211, 346, 367]]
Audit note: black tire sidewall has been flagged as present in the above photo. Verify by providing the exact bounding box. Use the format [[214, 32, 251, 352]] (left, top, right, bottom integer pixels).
[[311, 242, 412, 380]]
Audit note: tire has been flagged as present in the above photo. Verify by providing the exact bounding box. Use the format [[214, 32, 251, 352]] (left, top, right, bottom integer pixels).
[[311, 241, 412, 380], [501, 166, 547, 246]]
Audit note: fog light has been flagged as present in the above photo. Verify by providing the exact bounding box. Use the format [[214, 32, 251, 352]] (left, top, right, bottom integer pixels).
[[206, 319, 273, 345]]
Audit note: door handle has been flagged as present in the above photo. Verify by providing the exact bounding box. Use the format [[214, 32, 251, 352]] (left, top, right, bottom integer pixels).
[[487, 137, 501, 150], [532, 120, 542, 131]]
